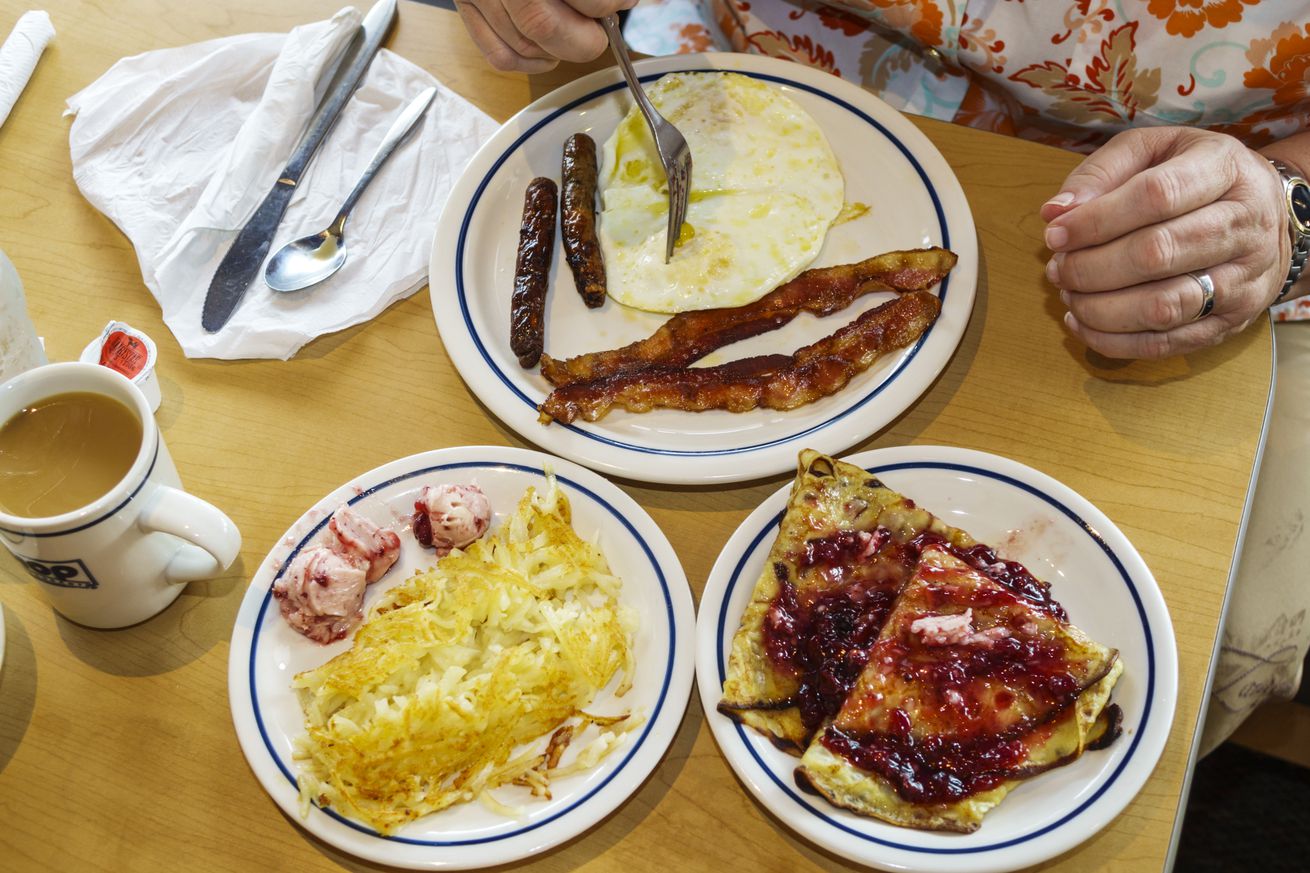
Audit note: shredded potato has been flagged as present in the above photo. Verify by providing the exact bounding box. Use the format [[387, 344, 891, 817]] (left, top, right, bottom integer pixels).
[[291, 478, 639, 833]]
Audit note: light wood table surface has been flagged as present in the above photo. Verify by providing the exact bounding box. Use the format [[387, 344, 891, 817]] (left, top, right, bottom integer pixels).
[[0, 2, 1274, 871]]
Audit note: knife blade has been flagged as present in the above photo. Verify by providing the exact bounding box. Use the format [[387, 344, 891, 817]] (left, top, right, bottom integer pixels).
[[201, 0, 398, 333]]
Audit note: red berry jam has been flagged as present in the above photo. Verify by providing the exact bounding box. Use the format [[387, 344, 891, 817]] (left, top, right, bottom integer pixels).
[[821, 724, 1028, 804], [761, 524, 1072, 744], [412, 505, 433, 549], [798, 529, 887, 571], [908, 532, 1067, 622], [763, 577, 898, 731], [890, 632, 1080, 704]]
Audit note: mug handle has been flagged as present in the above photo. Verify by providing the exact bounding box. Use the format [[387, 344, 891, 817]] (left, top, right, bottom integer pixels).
[[136, 485, 242, 583]]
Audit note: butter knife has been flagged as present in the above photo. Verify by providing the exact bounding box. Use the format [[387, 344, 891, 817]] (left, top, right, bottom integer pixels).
[[201, 0, 398, 333]]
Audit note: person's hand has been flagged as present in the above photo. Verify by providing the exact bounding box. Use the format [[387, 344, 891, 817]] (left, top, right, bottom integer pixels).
[[1041, 127, 1290, 359], [456, 0, 637, 73]]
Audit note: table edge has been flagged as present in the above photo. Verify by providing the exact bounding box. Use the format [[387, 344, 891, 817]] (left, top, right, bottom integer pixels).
[[1164, 311, 1278, 871]]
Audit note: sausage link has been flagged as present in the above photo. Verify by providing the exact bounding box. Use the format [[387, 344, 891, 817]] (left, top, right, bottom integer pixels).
[[561, 133, 606, 308], [510, 177, 557, 368]]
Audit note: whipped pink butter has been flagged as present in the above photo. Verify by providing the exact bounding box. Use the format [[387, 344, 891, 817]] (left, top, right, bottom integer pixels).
[[273, 547, 368, 644], [274, 505, 402, 644], [412, 484, 491, 555]]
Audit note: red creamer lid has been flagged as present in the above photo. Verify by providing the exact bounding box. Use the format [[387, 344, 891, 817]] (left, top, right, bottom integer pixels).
[[98, 328, 151, 379], [81, 320, 160, 411]]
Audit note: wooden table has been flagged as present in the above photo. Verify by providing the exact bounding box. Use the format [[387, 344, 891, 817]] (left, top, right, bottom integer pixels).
[[0, 2, 1274, 871]]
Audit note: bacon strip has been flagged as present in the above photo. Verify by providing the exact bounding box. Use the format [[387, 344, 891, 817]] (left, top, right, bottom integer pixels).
[[538, 291, 941, 424], [539, 247, 956, 386]]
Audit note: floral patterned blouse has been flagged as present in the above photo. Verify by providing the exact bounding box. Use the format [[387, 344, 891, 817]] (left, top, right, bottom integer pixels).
[[623, 0, 1310, 320]]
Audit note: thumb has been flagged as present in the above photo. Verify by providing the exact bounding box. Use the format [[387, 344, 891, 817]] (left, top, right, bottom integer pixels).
[[1039, 128, 1179, 222]]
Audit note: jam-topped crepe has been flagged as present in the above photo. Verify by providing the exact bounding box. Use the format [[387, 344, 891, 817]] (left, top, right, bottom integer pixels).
[[719, 451, 1122, 832], [797, 545, 1121, 831], [719, 450, 974, 752]]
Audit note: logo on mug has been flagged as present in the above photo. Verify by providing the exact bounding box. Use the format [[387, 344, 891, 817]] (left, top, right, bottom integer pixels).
[[15, 555, 99, 589]]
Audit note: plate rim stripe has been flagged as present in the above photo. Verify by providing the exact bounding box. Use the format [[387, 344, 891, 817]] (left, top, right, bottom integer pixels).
[[246, 460, 677, 846], [712, 459, 1155, 855], [454, 68, 953, 457]]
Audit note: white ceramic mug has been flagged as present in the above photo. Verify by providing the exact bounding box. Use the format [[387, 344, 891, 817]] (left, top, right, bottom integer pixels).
[[0, 362, 241, 628]]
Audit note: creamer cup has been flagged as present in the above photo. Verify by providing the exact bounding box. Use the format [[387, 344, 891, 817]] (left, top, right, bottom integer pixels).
[[79, 320, 161, 411]]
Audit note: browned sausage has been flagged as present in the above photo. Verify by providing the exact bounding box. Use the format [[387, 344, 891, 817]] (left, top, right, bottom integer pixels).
[[561, 133, 606, 308], [511, 177, 557, 368]]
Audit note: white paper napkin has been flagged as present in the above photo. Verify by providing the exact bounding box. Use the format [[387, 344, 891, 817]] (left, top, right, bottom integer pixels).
[[65, 7, 500, 360], [0, 10, 54, 129]]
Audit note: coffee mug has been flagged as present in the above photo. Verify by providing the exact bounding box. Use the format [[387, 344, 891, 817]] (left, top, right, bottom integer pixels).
[[0, 362, 241, 628]]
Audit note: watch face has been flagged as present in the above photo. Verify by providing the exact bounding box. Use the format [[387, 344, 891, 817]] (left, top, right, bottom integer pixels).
[[1292, 179, 1310, 237]]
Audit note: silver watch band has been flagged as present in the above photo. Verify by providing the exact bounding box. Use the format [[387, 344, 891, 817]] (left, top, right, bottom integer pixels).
[[1280, 240, 1309, 303], [1271, 159, 1310, 303]]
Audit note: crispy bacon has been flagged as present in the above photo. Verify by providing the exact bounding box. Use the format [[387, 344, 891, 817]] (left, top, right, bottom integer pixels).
[[539, 247, 957, 387], [538, 291, 941, 424]]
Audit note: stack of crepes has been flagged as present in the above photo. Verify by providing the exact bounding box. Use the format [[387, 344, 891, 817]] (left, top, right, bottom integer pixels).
[[719, 450, 1122, 832]]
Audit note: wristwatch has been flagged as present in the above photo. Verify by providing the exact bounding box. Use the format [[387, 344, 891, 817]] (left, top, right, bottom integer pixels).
[[1271, 159, 1310, 303]]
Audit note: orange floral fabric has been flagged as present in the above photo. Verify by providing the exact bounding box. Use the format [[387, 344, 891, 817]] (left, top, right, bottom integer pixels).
[[839, 0, 945, 47], [626, 0, 1310, 317], [699, 0, 1310, 152], [1244, 21, 1310, 108], [1008, 22, 1163, 127], [1146, 0, 1259, 38]]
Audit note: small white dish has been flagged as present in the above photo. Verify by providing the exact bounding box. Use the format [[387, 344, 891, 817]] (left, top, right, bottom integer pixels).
[[696, 445, 1178, 873], [429, 52, 978, 485], [228, 445, 696, 869]]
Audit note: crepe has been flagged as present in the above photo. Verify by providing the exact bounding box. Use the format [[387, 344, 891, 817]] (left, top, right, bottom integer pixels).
[[719, 450, 1122, 832], [718, 450, 974, 751], [796, 545, 1120, 831]]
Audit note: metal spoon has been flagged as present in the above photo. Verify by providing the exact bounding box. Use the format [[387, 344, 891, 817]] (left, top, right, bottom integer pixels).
[[265, 86, 437, 292]]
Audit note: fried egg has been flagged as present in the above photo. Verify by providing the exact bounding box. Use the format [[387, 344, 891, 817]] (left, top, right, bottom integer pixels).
[[598, 72, 844, 313]]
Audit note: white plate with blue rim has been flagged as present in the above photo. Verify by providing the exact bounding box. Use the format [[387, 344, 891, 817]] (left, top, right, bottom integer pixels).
[[429, 52, 977, 485], [228, 445, 695, 869], [695, 445, 1177, 873]]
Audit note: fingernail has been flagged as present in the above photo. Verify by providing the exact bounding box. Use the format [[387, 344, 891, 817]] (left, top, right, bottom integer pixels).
[[1045, 255, 1061, 284], [1045, 225, 1068, 250], [1063, 312, 1080, 333], [1044, 192, 1076, 209], [1059, 289, 1070, 307]]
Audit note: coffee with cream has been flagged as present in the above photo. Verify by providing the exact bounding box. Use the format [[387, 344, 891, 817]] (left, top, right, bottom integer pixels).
[[0, 390, 142, 518]]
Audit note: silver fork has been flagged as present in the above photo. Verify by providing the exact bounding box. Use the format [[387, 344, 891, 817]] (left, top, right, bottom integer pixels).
[[599, 15, 692, 263]]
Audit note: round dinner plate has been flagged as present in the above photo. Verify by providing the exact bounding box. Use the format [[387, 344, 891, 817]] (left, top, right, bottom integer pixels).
[[228, 445, 696, 869], [695, 445, 1178, 873], [430, 52, 978, 485]]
